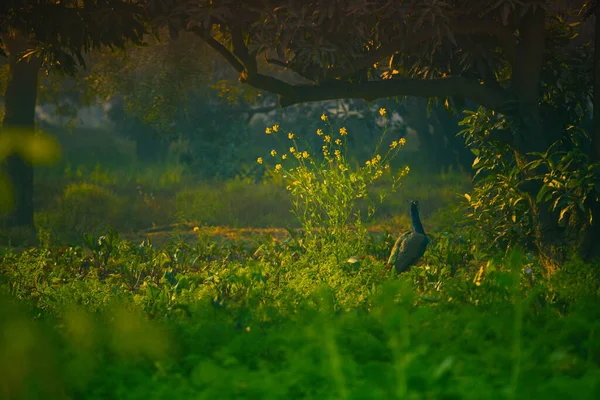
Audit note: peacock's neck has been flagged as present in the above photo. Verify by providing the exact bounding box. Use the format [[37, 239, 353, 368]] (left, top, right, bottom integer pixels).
[[411, 209, 425, 235]]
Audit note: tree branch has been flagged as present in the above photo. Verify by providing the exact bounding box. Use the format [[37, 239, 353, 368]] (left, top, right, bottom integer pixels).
[[194, 27, 512, 112], [238, 74, 510, 110], [230, 26, 257, 75], [265, 58, 288, 68], [189, 26, 244, 73]]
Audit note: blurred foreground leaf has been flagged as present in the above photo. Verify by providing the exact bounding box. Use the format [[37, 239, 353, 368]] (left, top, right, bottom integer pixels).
[[1, 128, 61, 165], [0, 128, 61, 214]]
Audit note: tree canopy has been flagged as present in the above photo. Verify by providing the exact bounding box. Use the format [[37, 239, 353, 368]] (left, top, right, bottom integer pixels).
[[153, 1, 586, 107], [0, 0, 146, 73]]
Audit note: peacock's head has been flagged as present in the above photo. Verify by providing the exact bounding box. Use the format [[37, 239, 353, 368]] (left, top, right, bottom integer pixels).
[[409, 201, 421, 218]]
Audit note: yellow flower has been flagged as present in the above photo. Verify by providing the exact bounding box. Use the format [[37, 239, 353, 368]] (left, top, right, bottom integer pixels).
[[335, 138, 342, 146], [321, 114, 328, 121], [366, 160, 371, 166], [282, 154, 288, 160], [302, 151, 309, 159], [339, 127, 348, 136], [385, 163, 390, 169], [265, 127, 272, 134], [334, 149, 341, 157], [272, 124, 279, 132], [290, 147, 295, 153], [288, 132, 294, 140], [316, 128, 323, 136], [390, 141, 398, 149], [286, 185, 292, 191], [399, 138, 407, 146], [275, 164, 282, 171], [376, 154, 381, 161], [379, 107, 387, 116], [324, 135, 331, 143], [193, 226, 200, 232], [257, 157, 263, 164], [270, 149, 277, 157]]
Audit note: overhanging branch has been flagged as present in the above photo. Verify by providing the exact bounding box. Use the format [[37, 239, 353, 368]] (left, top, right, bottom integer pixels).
[[231, 27, 257, 74], [268, 76, 511, 110], [192, 29, 512, 112], [189, 26, 244, 73]]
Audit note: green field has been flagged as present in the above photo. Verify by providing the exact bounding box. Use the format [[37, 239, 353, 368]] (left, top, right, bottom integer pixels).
[[1, 159, 599, 400]]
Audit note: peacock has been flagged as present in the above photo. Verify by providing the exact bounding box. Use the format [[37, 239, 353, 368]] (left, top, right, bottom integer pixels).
[[386, 200, 429, 274]]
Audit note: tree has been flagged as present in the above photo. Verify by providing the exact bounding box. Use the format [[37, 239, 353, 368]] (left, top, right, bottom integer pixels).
[[80, 29, 281, 176], [0, 0, 146, 229], [153, 0, 600, 264]]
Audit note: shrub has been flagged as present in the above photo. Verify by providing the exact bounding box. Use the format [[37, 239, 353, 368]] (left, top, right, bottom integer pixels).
[[52, 183, 125, 238], [259, 109, 408, 263], [175, 181, 291, 227]]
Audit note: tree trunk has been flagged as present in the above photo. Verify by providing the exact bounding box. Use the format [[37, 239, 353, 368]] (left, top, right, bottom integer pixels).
[[579, 3, 600, 260], [1, 34, 41, 229], [593, 1, 600, 164], [401, 98, 467, 172], [508, 7, 570, 270], [430, 105, 474, 173]]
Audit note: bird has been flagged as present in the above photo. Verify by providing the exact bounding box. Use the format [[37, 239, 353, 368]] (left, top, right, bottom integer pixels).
[[386, 200, 429, 274]]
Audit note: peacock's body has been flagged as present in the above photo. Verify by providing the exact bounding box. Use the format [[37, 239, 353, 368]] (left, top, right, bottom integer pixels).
[[387, 200, 429, 273]]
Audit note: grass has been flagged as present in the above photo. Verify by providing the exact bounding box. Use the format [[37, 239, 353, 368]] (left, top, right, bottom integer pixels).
[[27, 160, 471, 243]]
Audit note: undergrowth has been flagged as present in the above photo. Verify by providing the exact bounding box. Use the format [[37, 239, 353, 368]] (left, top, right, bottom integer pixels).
[[1, 112, 599, 399], [1, 228, 599, 399]]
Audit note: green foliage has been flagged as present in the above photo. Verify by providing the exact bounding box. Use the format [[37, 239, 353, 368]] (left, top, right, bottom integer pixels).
[[459, 106, 600, 256], [458, 108, 534, 253], [525, 129, 600, 227], [259, 111, 408, 263], [49, 183, 124, 238], [1, 0, 146, 74], [1, 229, 600, 399], [175, 181, 292, 228]]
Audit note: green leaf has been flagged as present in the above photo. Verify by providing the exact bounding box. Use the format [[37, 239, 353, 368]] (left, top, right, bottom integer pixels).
[[558, 206, 572, 224], [536, 185, 551, 203], [18, 132, 61, 164]]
